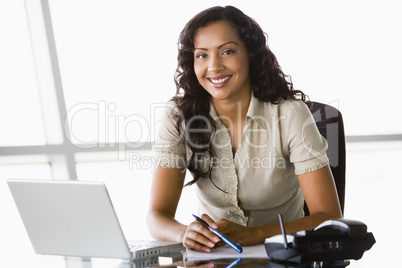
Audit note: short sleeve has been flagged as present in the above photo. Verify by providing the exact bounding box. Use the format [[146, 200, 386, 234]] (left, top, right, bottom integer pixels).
[[281, 101, 329, 175], [152, 102, 187, 169]]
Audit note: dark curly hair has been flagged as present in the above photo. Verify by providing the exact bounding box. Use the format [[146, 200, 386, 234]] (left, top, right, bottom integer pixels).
[[172, 6, 309, 188]]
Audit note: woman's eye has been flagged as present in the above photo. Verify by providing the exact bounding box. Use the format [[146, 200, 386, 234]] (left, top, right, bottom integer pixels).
[[196, 53, 207, 59], [222, 49, 235, 55]]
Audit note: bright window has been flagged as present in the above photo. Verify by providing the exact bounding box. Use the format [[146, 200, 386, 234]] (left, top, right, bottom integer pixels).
[[48, 0, 402, 139], [0, 0, 46, 146]]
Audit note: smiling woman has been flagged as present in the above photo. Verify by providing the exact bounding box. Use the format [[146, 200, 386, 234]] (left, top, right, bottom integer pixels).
[[1, 0, 401, 266], [147, 5, 341, 253]]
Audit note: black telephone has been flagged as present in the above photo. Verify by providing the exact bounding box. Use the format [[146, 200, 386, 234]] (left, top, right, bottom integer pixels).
[[264, 217, 376, 263]]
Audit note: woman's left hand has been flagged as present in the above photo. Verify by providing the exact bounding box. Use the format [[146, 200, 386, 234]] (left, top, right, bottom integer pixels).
[[214, 219, 264, 247]]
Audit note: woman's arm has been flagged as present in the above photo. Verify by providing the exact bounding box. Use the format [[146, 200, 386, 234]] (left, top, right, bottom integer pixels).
[[214, 165, 342, 246], [146, 166, 221, 252], [261, 164, 342, 237], [146, 166, 187, 242]]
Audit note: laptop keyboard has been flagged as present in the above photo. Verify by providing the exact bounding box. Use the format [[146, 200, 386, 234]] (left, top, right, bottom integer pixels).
[[128, 243, 154, 251], [127, 240, 183, 258], [127, 241, 163, 253]]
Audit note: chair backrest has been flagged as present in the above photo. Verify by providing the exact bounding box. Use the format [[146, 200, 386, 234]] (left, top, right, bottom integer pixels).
[[304, 101, 346, 216]]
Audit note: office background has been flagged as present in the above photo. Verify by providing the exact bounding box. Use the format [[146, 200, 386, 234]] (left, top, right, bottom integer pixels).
[[0, 0, 400, 267]]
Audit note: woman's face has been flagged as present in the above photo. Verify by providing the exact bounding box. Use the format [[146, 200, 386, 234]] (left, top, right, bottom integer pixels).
[[193, 20, 250, 103]]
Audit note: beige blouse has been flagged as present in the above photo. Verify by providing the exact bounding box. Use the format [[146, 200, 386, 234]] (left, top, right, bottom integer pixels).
[[153, 94, 329, 227]]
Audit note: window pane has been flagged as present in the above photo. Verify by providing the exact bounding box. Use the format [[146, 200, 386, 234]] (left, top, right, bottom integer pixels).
[[344, 141, 402, 266], [261, 1, 402, 136], [49, 0, 402, 142], [49, 0, 179, 146], [0, 0, 46, 146]]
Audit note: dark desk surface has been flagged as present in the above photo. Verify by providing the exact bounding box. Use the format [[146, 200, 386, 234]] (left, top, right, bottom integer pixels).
[[62, 251, 359, 268], [1, 246, 366, 267]]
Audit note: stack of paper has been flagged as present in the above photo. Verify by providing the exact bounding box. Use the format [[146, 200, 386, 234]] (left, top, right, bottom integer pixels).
[[186, 244, 268, 261]]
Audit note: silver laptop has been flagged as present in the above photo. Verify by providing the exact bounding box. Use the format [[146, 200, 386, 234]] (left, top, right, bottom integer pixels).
[[7, 178, 183, 260]]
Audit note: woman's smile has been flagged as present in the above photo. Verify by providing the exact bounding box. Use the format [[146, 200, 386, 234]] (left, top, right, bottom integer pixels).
[[207, 75, 232, 88]]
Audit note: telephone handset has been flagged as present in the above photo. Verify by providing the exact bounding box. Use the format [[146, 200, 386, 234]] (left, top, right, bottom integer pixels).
[[314, 218, 368, 240], [265, 216, 376, 263]]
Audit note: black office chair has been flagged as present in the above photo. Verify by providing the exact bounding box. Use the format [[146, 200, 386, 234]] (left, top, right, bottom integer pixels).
[[304, 101, 346, 216]]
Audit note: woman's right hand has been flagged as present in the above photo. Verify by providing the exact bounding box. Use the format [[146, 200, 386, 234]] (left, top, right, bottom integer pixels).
[[182, 214, 221, 253]]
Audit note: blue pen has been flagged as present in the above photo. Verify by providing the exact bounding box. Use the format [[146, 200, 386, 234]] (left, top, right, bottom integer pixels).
[[226, 258, 242, 268], [192, 214, 243, 253]]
